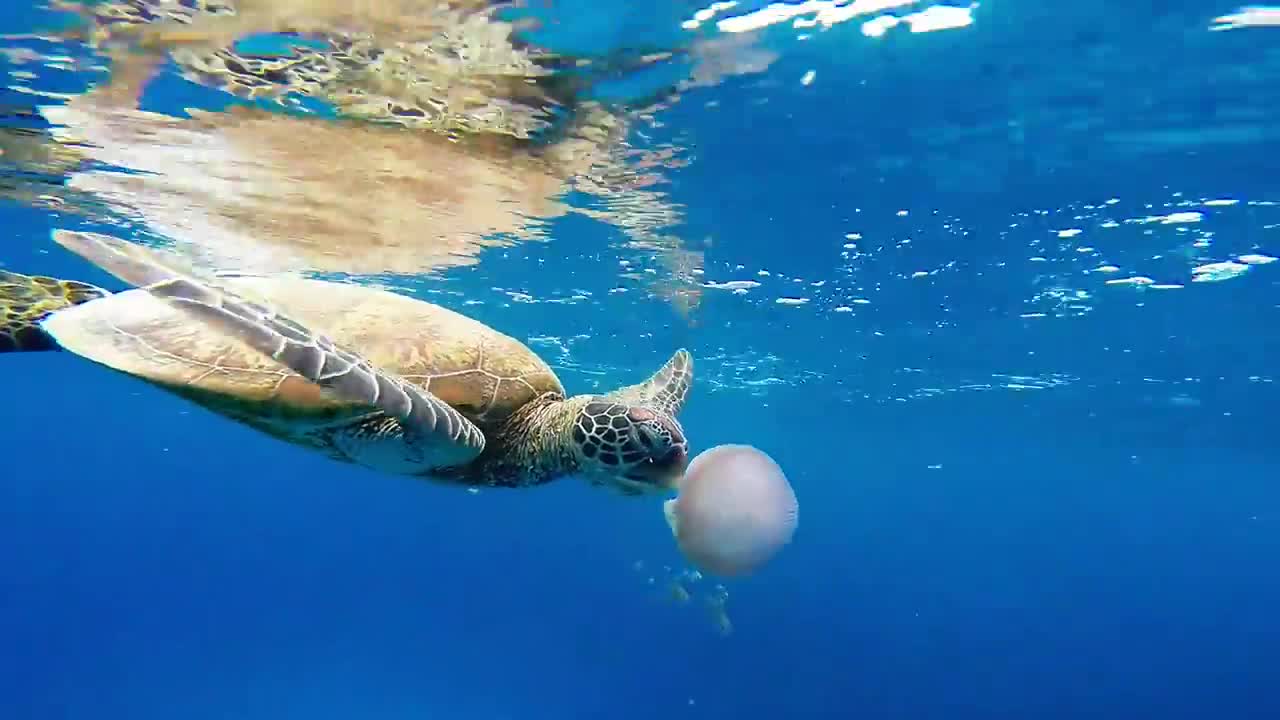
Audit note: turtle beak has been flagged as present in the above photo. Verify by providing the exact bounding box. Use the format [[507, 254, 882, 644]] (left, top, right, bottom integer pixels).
[[657, 444, 689, 487], [626, 443, 688, 490], [611, 408, 689, 492]]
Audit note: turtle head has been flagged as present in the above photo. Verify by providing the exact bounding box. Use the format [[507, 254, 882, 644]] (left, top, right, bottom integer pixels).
[[569, 349, 695, 494], [571, 400, 689, 494]]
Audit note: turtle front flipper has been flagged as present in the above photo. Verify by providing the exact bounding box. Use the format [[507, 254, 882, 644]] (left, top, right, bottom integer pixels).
[[606, 349, 693, 416], [53, 229, 211, 289], [149, 276, 487, 467], [53, 228, 486, 468], [0, 270, 108, 352]]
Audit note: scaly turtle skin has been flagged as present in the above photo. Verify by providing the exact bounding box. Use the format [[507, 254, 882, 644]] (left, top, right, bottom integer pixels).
[[0, 230, 693, 493]]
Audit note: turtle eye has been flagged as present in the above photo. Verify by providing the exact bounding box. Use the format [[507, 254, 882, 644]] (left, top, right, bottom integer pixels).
[[634, 426, 656, 450]]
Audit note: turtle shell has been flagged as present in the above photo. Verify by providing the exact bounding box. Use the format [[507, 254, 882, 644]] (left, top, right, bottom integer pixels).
[[42, 275, 564, 429]]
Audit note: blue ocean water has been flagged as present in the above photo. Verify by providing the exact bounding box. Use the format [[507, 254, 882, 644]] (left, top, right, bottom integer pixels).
[[2, 1, 1279, 718]]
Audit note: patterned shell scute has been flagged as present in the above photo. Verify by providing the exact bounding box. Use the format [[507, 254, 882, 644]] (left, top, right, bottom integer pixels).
[[49, 276, 563, 424]]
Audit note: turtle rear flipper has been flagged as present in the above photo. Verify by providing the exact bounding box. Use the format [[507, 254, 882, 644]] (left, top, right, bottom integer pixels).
[[0, 270, 107, 353], [54, 228, 487, 468]]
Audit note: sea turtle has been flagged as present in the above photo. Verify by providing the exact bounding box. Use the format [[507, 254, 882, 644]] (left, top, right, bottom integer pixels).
[[0, 230, 693, 493]]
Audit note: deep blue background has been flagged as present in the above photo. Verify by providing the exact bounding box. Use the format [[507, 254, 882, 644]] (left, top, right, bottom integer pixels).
[[3, 1, 1280, 718]]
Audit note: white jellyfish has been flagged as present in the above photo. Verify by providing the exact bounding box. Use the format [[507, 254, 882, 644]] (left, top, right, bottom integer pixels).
[[663, 444, 798, 577]]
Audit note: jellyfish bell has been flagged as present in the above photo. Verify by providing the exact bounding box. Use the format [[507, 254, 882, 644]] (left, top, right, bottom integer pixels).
[[663, 444, 798, 577]]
